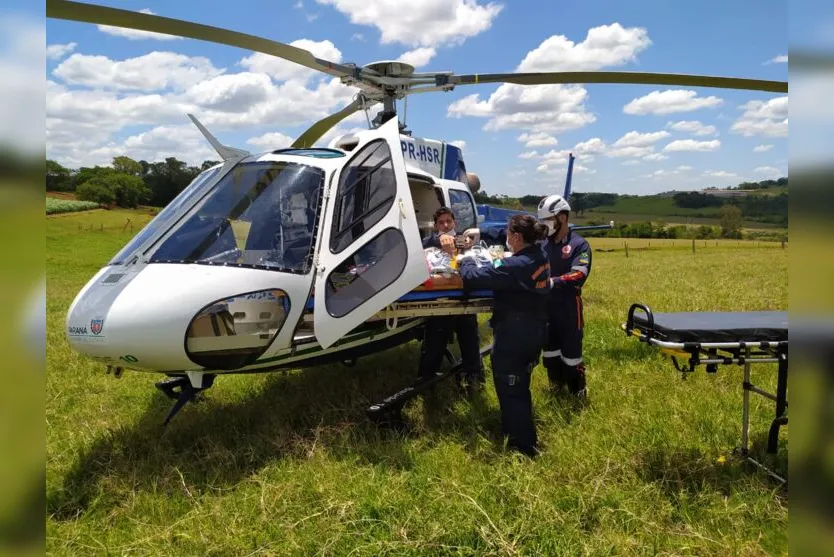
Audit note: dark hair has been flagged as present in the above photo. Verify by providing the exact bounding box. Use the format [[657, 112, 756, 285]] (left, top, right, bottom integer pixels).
[[433, 206, 455, 223], [508, 214, 548, 245]]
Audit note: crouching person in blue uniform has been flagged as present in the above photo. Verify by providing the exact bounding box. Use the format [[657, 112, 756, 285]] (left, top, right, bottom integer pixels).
[[417, 207, 484, 391], [457, 215, 550, 456], [537, 194, 592, 400]]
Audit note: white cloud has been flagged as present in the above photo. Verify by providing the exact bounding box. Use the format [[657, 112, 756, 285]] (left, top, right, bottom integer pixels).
[[753, 144, 774, 152], [643, 153, 669, 161], [448, 84, 596, 133], [730, 96, 788, 137], [53, 51, 225, 91], [47, 42, 77, 61], [351, 33, 365, 42], [97, 9, 182, 41], [754, 165, 781, 175], [246, 131, 294, 150], [765, 54, 788, 64], [573, 137, 606, 156], [515, 23, 651, 72], [396, 47, 436, 67], [518, 150, 539, 159], [703, 170, 737, 178], [316, 0, 503, 47], [663, 139, 720, 152], [185, 72, 275, 111], [518, 132, 558, 148], [613, 130, 670, 147], [447, 22, 651, 134], [622, 160, 640, 166], [666, 120, 717, 136], [606, 130, 668, 158], [624, 90, 723, 115], [676, 165, 693, 171], [450, 139, 467, 151], [238, 39, 342, 82]]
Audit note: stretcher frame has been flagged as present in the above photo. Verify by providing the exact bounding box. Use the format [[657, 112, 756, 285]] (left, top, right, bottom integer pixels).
[[303, 288, 495, 326], [623, 303, 788, 484]]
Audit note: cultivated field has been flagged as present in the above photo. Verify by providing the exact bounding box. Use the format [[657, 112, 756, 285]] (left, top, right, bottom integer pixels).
[[46, 208, 787, 555], [46, 197, 100, 215]]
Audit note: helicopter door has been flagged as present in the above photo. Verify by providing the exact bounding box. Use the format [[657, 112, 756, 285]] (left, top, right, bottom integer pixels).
[[313, 117, 429, 348]]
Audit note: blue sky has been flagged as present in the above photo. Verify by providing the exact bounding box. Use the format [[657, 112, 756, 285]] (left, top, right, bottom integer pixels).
[[39, 0, 788, 195]]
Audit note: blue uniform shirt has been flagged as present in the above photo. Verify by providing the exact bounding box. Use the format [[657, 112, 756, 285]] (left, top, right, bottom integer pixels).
[[458, 244, 550, 320], [541, 230, 592, 297], [422, 233, 442, 250]]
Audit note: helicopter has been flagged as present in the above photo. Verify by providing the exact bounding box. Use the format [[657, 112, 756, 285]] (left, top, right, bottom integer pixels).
[[47, 0, 788, 424]]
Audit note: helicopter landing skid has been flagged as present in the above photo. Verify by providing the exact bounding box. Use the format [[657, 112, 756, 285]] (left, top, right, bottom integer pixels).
[[366, 343, 494, 427], [155, 374, 216, 426]]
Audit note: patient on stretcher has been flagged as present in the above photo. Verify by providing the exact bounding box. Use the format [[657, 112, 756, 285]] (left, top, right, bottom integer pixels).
[[419, 245, 497, 290]]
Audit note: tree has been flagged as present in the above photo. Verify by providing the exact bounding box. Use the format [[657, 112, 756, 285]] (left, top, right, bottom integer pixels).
[[46, 159, 72, 191], [112, 156, 142, 176], [719, 204, 743, 238], [74, 167, 151, 208]]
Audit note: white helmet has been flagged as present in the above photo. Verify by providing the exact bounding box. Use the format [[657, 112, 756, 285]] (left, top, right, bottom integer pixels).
[[537, 194, 571, 219]]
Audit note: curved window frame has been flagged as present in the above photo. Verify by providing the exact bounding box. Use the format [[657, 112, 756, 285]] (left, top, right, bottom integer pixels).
[[329, 139, 397, 255], [183, 288, 292, 370]]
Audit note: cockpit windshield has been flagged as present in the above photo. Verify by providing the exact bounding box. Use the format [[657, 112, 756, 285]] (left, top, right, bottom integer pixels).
[[148, 162, 325, 273], [109, 165, 223, 265]]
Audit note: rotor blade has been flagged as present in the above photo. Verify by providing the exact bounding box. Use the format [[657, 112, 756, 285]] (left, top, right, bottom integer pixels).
[[449, 71, 788, 93], [291, 98, 374, 149], [46, 0, 356, 79]]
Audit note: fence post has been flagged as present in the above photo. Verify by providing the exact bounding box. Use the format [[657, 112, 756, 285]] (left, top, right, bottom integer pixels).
[[692, 238, 696, 253], [625, 242, 629, 258], [123, 218, 131, 232]]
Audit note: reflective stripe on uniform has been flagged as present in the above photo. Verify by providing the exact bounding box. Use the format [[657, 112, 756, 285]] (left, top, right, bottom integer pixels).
[[561, 354, 583, 366], [542, 350, 562, 358]]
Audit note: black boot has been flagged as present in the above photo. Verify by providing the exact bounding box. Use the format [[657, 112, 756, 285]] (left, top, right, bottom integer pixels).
[[546, 360, 566, 392], [566, 363, 588, 402]]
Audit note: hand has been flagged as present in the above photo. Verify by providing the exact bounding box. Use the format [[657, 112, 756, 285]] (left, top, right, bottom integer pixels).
[[549, 277, 557, 288], [439, 234, 456, 254]]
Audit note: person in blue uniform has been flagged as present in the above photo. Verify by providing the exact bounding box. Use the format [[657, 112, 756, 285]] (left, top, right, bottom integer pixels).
[[457, 214, 550, 456], [536, 194, 592, 399], [417, 207, 485, 391]]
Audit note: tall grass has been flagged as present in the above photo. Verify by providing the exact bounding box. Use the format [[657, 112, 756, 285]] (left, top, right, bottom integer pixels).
[[47, 209, 787, 555]]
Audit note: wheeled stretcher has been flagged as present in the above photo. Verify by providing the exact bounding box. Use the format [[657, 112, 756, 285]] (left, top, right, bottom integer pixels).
[[623, 303, 788, 483]]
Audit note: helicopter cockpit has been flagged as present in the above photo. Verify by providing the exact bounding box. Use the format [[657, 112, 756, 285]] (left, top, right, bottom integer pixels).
[[148, 160, 325, 273]]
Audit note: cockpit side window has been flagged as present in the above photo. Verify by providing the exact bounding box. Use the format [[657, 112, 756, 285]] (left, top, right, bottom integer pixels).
[[147, 162, 325, 273]]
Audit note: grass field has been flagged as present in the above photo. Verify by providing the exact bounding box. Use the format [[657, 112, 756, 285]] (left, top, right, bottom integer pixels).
[[46, 208, 788, 555]]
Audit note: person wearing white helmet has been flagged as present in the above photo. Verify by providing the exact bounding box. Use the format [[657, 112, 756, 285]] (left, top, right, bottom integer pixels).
[[536, 194, 592, 400]]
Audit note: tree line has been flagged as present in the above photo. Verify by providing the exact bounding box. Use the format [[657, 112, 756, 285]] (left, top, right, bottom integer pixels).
[[47, 156, 221, 208], [474, 177, 788, 225]]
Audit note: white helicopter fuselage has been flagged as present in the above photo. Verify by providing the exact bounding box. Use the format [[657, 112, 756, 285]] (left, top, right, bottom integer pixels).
[[64, 119, 481, 377]]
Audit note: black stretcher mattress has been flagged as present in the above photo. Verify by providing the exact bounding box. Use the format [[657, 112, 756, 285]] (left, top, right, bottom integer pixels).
[[632, 311, 788, 343]]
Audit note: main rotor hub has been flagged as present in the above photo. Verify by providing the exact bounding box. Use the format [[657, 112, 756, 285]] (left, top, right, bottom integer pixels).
[[364, 60, 415, 79]]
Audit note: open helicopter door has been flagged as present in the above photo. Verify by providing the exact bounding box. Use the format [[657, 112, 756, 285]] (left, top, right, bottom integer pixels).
[[313, 117, 430, 348]]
